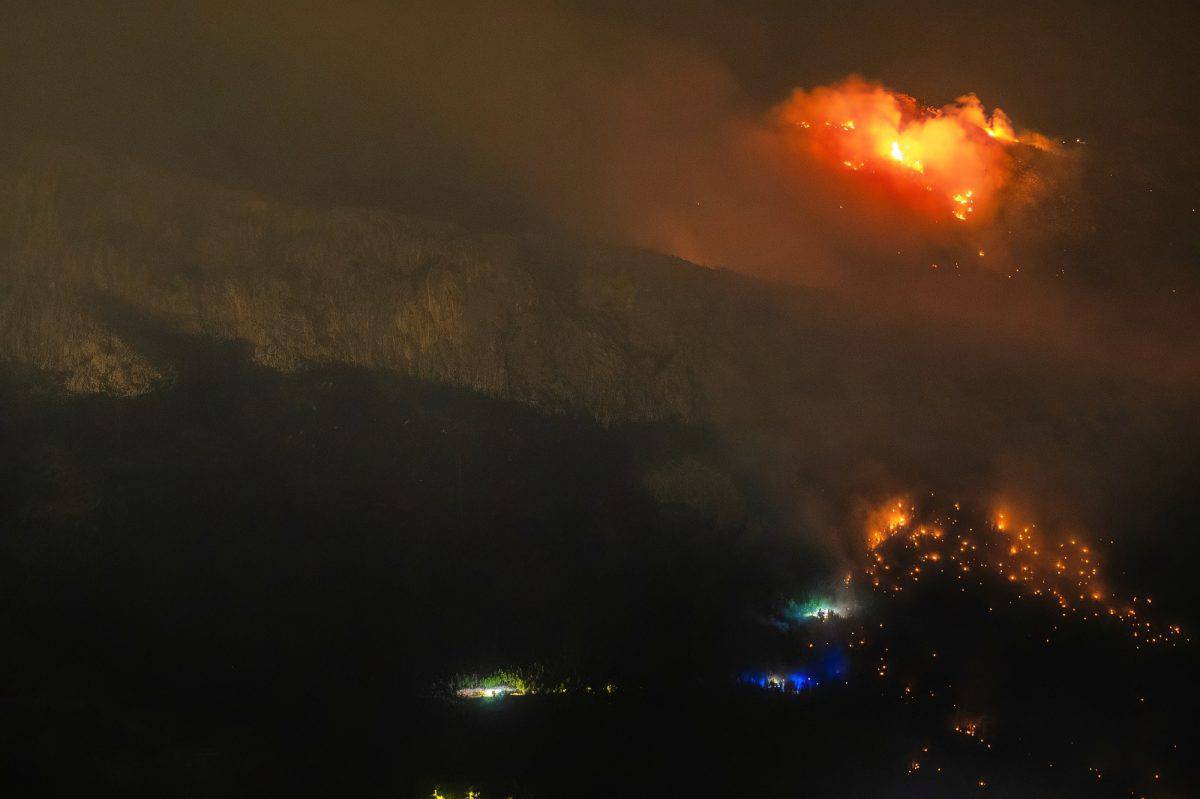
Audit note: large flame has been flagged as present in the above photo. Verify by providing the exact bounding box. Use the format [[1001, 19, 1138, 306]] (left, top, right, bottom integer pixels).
[[773, 77, 1052, 223]]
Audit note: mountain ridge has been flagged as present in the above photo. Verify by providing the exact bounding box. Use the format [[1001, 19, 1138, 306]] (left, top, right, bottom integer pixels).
[[1, 141, 810, 425]]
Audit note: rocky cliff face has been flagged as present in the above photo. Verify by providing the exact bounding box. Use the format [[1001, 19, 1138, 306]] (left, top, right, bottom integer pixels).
[[5, 141, 1196, 545], [0, 142, 803, 425]]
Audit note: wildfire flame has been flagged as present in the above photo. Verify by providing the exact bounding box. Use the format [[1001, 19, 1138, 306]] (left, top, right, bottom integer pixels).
[[866, 496, 915, 550], [862, 496, 1187, 648], [773, 77, 1052, 223]]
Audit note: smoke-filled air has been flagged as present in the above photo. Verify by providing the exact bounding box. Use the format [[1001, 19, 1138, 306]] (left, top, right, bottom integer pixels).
[[1, 2, 1197, 797]]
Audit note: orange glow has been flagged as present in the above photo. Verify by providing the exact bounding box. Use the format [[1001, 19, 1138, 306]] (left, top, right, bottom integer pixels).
[[773, 77, 1052, 223], [866, 497, 913, 549], [862, 496, 1187, 648]]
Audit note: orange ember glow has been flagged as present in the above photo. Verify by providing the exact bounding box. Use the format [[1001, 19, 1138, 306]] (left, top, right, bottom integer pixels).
[[862, 497, 1188, 648], [867, 497, 914, 549], [774, 77, 1051, 223]]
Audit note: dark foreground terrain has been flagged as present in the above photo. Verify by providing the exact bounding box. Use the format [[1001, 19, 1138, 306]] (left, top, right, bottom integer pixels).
[[1, 330, 1196, 797], [1, 141, 1198, 797]]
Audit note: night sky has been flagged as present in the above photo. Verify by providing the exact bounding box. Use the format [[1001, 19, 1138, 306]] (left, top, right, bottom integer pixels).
[[4, 2, 1197, 217], [1, 2, 1197, 797]]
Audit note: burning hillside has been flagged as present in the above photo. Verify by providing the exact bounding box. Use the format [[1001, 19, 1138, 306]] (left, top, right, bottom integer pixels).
[[863, 495, 1188, 649], [770, 77, 1054, 224]]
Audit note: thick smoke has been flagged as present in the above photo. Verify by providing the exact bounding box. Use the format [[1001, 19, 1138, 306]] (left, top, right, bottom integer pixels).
[[3, 0, 1197, 556], [0, 3, 1043, 278]]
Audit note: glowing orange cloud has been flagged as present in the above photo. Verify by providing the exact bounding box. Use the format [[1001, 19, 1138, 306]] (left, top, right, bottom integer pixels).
[[772, 77, 1052, 223]]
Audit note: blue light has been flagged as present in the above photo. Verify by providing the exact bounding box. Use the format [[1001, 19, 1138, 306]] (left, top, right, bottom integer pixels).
[[738, 669, 817, 693], [819, 648, 849, 679]]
